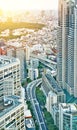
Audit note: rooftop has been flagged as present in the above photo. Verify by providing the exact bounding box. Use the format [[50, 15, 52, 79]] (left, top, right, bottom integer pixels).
[[48, 91, 57, 96], [25, 110, 32, 118], [0, 95, 23, 118], [0, 55, 19, 67], [64, 89, 77, 103], [26, 118, 35, 130], [60, 103, 77, 114], [46, 74, 63, 93]]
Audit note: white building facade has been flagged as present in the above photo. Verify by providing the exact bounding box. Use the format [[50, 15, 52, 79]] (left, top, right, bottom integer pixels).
[[0, 56, 21, 101]]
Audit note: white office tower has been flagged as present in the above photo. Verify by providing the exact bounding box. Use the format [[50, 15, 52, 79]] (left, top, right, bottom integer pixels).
[[46, 91, 57, 113], [0, 56, 21, 102], [57, 0, 77, 97], [59, 103, 77, 130], [28, 68, 39, 80]]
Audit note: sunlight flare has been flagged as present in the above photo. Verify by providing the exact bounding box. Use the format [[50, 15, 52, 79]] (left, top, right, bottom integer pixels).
[[0, 0, 58, 11]]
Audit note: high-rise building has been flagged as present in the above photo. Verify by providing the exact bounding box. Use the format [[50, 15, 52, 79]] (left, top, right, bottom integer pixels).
[[0, 56, 21, 102], [59, 103, 77, 130], [0, 96, 25, 130], [57, 0, 77, 97], [51, 105, 59, 129], [26, 45, 31, 61], [28, 68, 39, 80], [0, 56, 26, 130], [7, 47, 26, 81]]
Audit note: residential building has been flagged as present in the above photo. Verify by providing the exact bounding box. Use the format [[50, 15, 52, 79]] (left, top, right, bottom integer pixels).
[[42, 73, 65, 103], [59, 103, 77, 130], [0, 95, 25, 130], [51, 104, 59, 128], [57, 0, 77, 97], [0, 56, 21, 101], [28, 68, 38, 80], [46, 91, 57, 113]]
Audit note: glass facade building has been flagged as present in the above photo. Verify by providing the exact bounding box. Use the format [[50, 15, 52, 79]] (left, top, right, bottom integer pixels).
[[59, 103, 77, 130], [57, 0, 77, 97]]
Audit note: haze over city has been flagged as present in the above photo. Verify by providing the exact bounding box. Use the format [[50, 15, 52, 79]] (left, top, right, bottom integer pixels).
[[0, 0, 58, 11]]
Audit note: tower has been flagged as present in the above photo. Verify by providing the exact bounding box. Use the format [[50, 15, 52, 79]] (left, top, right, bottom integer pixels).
[[57, 0, 77, 97]]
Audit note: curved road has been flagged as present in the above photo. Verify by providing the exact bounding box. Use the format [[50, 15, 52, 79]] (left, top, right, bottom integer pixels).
[[26, 79, 47, 130]]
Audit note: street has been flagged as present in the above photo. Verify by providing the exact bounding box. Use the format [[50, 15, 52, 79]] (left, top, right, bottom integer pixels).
[[26, 79, 47, 130]]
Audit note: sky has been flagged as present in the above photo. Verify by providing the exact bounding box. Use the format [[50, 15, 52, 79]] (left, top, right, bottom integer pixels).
[[0, 0, 58, 11]]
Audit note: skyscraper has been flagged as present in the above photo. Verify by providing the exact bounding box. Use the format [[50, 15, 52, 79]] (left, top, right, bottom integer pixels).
[[57, 0, 77, 97]]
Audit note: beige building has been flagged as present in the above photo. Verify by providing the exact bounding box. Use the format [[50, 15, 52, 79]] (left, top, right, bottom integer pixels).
[[0, 56, 21, 101]]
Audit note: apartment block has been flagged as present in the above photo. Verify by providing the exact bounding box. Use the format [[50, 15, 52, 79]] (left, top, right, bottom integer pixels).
[[0, 96, 25, 130], [0, 56, 21, 101], [42, 73, 65, 103]]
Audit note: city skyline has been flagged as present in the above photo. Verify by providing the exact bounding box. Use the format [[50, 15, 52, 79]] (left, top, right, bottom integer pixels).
[[1, 0, 77, 129], [0, 8, 58, 129]]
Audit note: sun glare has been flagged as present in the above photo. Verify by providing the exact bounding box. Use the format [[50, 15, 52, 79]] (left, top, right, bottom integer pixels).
[[0, 0, 58, 11], [0, 0, 22, 11]]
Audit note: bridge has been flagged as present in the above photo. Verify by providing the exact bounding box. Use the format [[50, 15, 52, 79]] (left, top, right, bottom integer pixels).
[[31, 54, 57, 74]]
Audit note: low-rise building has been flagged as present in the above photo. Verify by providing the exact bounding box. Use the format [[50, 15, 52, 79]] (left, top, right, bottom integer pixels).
[[26, 118, 35, 130], [25, 110, 32, 119], [42, 73, 65, 103]]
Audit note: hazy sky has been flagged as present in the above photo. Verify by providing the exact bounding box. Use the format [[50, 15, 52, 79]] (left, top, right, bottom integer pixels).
[[0, 0, 58, 11]]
